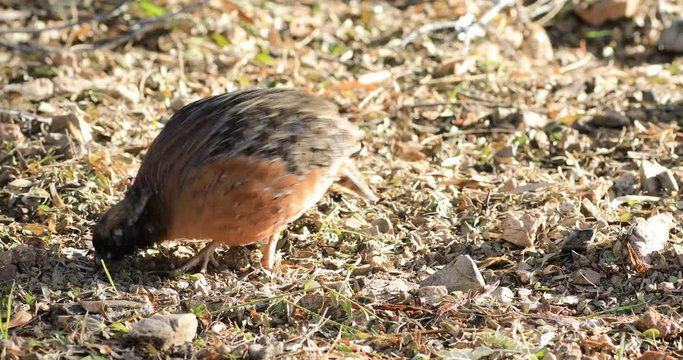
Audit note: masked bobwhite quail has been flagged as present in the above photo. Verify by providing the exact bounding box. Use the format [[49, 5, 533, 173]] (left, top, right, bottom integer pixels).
[[92, 88, 377, 274]]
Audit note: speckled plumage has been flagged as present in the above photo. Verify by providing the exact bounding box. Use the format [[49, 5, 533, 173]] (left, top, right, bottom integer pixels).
[[93, 88, 376, 273]]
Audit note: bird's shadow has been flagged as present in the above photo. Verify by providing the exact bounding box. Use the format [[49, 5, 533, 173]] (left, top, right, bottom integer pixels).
[[0, 241, 263, 302]]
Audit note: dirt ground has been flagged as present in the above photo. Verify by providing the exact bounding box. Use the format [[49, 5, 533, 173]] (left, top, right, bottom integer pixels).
[[1, 0, 682, 359]]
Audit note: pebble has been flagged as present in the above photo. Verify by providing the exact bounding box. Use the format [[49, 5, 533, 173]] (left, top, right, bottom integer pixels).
[[129, 313, 198, 350], [3, 78, 54, 101], [248, 342, 284, 360], [492, 286, 514, 303], [420, 255, 485, 292]]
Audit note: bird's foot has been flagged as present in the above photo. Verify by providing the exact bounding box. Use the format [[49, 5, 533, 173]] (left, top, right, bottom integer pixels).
[[174, 240, 222, 274]]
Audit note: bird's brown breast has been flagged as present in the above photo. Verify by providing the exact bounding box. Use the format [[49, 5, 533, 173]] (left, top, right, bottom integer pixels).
[[164, 156, 338, 246]]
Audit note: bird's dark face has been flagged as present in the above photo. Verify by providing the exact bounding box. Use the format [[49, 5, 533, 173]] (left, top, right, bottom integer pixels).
[[92, 189, 163, 262]]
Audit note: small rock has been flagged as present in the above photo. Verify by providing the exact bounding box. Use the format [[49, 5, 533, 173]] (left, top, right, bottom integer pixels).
[[656, 170, 679, 193], [640, 159, 679, 194], [574, 0, 639, 26], [51, 112, 93, 144], [420, 255, 486, 292], [572, 268, 603, 286], [369, 217, 393, 235], [418, 286, 448, 306], [563, 229, 596, 253], [130, 313, 198, 350], [3, 78, 54, 101], [52, 75, 92, 96], [657, 282, 675, 293], [520, 110, 549, 129], [628, 213, 674, 265], [248, 342, 284, 360], [634, 308, 682, 340], [37, 102, 57, 113], [491, 286, 514, 303], [591, 109, 630, 129], [114, 84, 141, 104], [658, 19, 683, 53], [612, 173, 637, 196], [523, 24, 554, 62], [502, 210, 544, 248], [210, 322, 228, 334]]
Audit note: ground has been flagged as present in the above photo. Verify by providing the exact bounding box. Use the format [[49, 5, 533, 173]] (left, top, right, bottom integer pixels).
[[0, 0, 682, 359]]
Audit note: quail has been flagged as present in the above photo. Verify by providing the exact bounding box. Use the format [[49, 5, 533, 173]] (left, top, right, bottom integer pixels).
[[92, 88, 377, 273]]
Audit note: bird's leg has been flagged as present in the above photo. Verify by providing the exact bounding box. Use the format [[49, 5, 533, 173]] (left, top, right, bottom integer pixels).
[[338, 158, 378, 202], [174, 240, 222, 274], [261, 231, 281, 270]]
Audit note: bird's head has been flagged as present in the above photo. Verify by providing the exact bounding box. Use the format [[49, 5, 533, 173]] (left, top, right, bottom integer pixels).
[[92, 185, 163, 261]]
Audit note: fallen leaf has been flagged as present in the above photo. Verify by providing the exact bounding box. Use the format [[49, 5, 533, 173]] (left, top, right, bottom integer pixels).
[[4, 310, 32, 330]]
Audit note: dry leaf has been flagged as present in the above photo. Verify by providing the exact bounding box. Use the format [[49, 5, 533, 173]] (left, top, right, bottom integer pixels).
[[5, 310, 32, 330]]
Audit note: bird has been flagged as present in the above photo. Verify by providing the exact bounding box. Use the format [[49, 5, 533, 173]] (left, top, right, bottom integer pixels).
[[92, 88, 377, 274]]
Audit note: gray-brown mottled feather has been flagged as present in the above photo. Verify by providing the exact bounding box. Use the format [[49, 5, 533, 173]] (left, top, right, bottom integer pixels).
[[137, 88, 360, 195]]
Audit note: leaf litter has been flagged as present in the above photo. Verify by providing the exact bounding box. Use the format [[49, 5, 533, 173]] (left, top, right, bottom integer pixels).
[[0, 0, 682, 358]]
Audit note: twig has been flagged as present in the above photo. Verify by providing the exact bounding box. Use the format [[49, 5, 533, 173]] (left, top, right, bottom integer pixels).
[[398, 0, 515, 48], [397, 14, 477, 48], [0, 0, 209, 53], [0, 108, 52, 123], [402, 92, 515, 110], [525, 0, 569, 26], [0, 0, 131, 35]]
